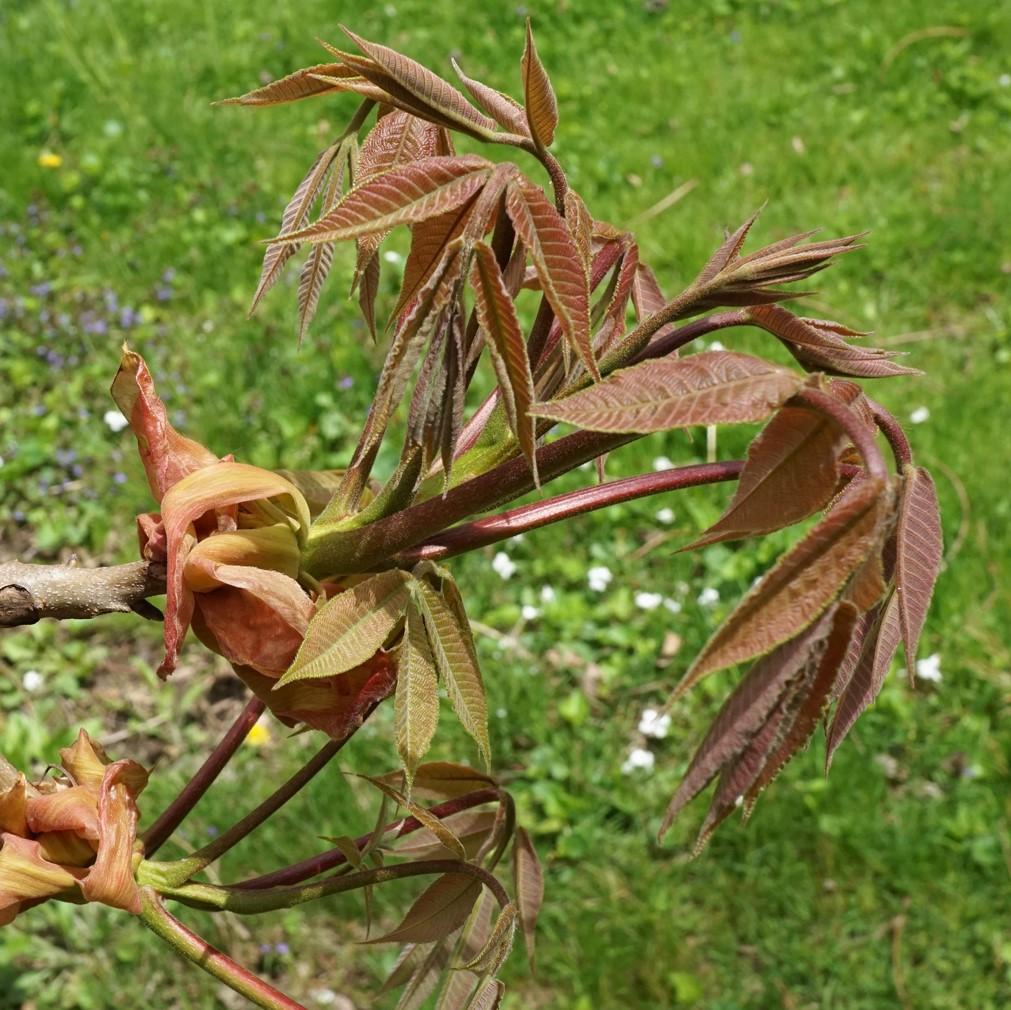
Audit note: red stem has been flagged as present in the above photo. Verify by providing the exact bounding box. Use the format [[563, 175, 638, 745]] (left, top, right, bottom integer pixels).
[[231, 787, 501, 890], [866, 398, 913, 469], [142, 696, 266, 856], [399, 461, 744, 564]]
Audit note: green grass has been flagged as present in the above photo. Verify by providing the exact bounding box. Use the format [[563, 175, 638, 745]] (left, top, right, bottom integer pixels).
[[2, 0, 1011, 1007]]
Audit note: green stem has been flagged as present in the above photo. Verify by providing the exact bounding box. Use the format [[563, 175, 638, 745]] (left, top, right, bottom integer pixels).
[[143, 859, 510, 915], [139, 889, 308, 1010]]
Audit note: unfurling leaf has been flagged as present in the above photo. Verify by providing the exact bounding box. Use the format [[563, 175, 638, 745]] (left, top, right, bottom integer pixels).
[[825, 593, 902, 768], [673, 476, 887, 698], [363, 775, 467, 861], [533, 352, 802, 434], [470, 241, 538, 480], [511, 827, 544, 971], [340, 28, 498, 138], [277, 570, 411, 686], [696, 207, 763, 285], [461, 903, 517, 975], [521, 20, 558, 149], [414, 582, 491, 768], [392, 810, 498, 861], [250, 142, 342, 316], [451, 59, 530, 137], [895, 465, 943, 670], [659, 608, 838, 838], [276, 156, 492, 245], [364, 872, 482, 944], [217, 63, 350, 107], [505, 177, 596, 379], [685, 401, 846, 548], [434, 889, 496, 1010], [746, 305, 921, 379], [395, 606, 441, 794]]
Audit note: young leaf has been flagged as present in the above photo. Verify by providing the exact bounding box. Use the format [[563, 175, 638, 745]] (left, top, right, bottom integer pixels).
[[363, 775, 467, 861], [741, 601, 859, 807], [511, 827, 544, 971], [358, 251, 381, 340], [684, 402, 846, 548], [521, 20, 558, 149], [435, 888, 497, 1010], [658, 608, 838, 838], [250, 142, 342, 315], [470, 241, 538, 481], [461, 903, 517, 975], [895, 465, 943, 670], [672, 477, 886, 698], [382, 762, 496, 801], [533, 351, 802, 434], [414, 582, 491, 768], [217, 63, 350, 107], [825, 593, 902, 768], [394, 197, 481, 320], [395, 606, 441, 794], [341, 28, 498, 137], [297, 235, 337, 343], [451, 59, 530, 137], [505, 178, 596, 380], [364, 873, 482, 944], [276, 156, 492, 245], [696, 207, 763, 285], [277, 570, 411, 687], [391, 810, 498, 861], [563, 190, 593, 275]]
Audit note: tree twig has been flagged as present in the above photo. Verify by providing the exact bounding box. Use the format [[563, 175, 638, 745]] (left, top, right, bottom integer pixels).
[[0, 559, 166, 627]]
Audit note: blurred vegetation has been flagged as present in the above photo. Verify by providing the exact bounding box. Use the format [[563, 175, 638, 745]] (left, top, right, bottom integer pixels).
[[1, 0, 1010, 1007]]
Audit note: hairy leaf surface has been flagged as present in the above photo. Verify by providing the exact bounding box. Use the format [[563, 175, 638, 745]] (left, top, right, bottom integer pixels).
[[278, 571, 411, 686], [415, 583, 491, 767], [512, 827, 544, 970], [895, 465, 943, 669], [825, 593, 902, 768], [505, 178, 596, 379], [659, 608, 838, 838], [451, 59, 529, 136], [365, 872, 482, 944], [686, 403, 845, 547], [673, 477, 885, 696], [533, 351, 801, 434], [218, 63, 350, 106], [470, 242, 537, 479], [278, 156, 492, 245], [395, 606, 441, 794], [521, 21, 558, 148]]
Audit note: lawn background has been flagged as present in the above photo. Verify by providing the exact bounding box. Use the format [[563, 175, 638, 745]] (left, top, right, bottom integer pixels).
[[1, 0, 1010, 1007]]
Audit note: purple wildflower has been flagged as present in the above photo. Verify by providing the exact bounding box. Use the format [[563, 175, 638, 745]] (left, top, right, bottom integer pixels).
[[112, 471, 127, 485], [30, 282, 52, 298], [338, 375, 354, 390]]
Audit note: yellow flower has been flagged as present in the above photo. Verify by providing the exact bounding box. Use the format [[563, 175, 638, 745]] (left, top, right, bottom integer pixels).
[[245, 721, 272, 747], [37, 151, 63, 169]]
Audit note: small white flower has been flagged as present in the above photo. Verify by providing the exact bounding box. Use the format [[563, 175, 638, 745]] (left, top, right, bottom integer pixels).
[[587, 565, 613, 592], [496, 707, 508, 719], [0, 456, 4, 468], [103, 409, 129, 433], [708, 340, 726, 351], [540, 585, 557, 604], [382, 250, 404, 265], [491, 552, 517, 580], [652, 455, 674, 471], [915, 653, 942, 683], [697, 587, 721, 606], [1000, 73, 1011, 87], [22, 670, 44, 692], [663, 597, 682, 614], [638, 707, 671, 739], [621, 747, 655, 774], [521, 604, 540, 621], [909, 406, 930, 425], [634, 591, 663, 611], [656, 507, 675, 524]]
